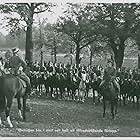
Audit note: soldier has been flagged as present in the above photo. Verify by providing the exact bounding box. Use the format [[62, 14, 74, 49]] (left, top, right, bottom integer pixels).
[[132, 68, 139, 82], [99, 59, 120, 92], [9, 48, 31, 94]]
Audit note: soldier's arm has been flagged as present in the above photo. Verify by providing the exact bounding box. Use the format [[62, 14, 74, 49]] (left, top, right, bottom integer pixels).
[[111, 68, 117, 79], [18, 56, 27, 67], [103, 68, 107, 79]]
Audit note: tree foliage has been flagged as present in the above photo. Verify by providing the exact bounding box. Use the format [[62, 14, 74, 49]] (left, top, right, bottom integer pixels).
[[90, 3, 140, 68], [57, 3, 97, 66], [0, 3, 55, 65]]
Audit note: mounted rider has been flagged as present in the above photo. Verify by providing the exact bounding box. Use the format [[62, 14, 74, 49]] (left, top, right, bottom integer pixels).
[[99, 59, 120, 92], [9, 48, 31, 94]]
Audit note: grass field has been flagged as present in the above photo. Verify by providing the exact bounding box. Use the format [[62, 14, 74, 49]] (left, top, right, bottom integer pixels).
[[0, 95, 140, 137]]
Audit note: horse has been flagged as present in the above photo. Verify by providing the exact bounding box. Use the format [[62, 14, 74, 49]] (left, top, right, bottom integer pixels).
[[78, 73, 87, 103], [100, 78, 120, 119], [44, 71, 51, 97], [0, 72, 28, 128], [47, 72, 60, 99], [128, 80, 140, 108], [119, 79, 132, 106], [90, 72, 102, 104], [57, 72, 67, 99], [65, 72, 79, 101]]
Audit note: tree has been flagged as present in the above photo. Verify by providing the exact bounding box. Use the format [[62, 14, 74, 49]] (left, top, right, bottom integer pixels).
[[35, 23, 74, 63], [88, 36, 109, 66], [0, 3, 55, 66], [92, 3, 140, 69], [57, 3, 97, 67]]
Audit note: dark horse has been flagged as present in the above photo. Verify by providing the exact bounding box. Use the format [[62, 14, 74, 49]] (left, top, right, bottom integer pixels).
[[100, 79, 120, 119], [0, 73, 27, 128]]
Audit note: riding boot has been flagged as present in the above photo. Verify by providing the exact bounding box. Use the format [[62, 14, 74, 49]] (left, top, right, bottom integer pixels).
[[26, 83, 31, 95], [113, 80, 120, 93]]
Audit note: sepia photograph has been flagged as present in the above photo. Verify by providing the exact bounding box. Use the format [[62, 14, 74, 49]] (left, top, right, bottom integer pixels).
[[0, 0, 140, 137]]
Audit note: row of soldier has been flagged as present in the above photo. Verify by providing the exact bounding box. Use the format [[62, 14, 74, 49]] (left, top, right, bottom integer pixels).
[[29, 60, 140, 84], [26, 60, 140, 105]]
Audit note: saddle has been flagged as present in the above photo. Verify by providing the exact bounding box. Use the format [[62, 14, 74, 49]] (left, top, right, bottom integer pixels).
[[17, 77, 27, 88]]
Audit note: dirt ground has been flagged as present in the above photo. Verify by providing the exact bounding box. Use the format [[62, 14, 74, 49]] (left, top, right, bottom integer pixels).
[[0, 95, 140, 137]]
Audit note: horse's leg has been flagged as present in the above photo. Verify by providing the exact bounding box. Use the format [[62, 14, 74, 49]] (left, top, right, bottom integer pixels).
[[103, 97, 106, 118], [17, 98, 23, 120], [123, 95, 126, 106], [82, 90, 86, 102], [92, 88, 95, 104], [137, 96, 139, 109], [114, 99, 118, 119], [0, 117, 2, 126], [77, 89, 80, 101], [59, 88, 62, 99], [46, 86, 49, 97], [38, 83, 41, 93], [56, 88, 59, 99], [50, 87, 53, 98], [22, 94, 27, 121], [5, 98, 13, 128], [85, 84, 89, 98], [111, 102, 114, 119], [44, 84, 47, 96], [119, 93, 122, 106], [0, 114, 4, 127], [72, 89, 76, 101], [97, 91, 101, 103], [132, 96, 135, 108]]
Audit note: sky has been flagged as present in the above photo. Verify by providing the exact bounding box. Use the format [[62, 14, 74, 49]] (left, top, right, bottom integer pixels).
[[0, 0, 140, 35], [0, 3, 67, 36]]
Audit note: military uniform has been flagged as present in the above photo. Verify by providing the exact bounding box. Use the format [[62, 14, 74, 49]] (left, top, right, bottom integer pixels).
[[99, 60, 120, 92], [9, 48, 31, 93]]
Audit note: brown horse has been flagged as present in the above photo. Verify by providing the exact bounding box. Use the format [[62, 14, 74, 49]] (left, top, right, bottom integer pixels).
[[0, 73, 27, 128], [100, 79, 120, 119]]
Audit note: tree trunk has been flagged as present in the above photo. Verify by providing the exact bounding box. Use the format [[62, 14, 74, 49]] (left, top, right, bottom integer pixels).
[[89, 48, 93, 66], [40, 48, 43, 67], [70, 46, 73, 65], [53, 37, 57, 63], [114, 49, 124, 69], [110, 38, 125, 69], [75, 44, 81, 68], [25, 23, 33, 66], [114, 43, 125, 70], [136, 41, 140, 69], [138, 45, 140, 69], [54, 46, 57, 63]]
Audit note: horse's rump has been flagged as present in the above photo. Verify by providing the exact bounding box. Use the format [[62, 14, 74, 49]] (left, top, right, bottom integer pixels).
[[0, 74, 26, 98]]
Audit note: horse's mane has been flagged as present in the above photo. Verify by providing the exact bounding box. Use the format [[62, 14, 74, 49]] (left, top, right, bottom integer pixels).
[[2, 74, 15, 79]]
